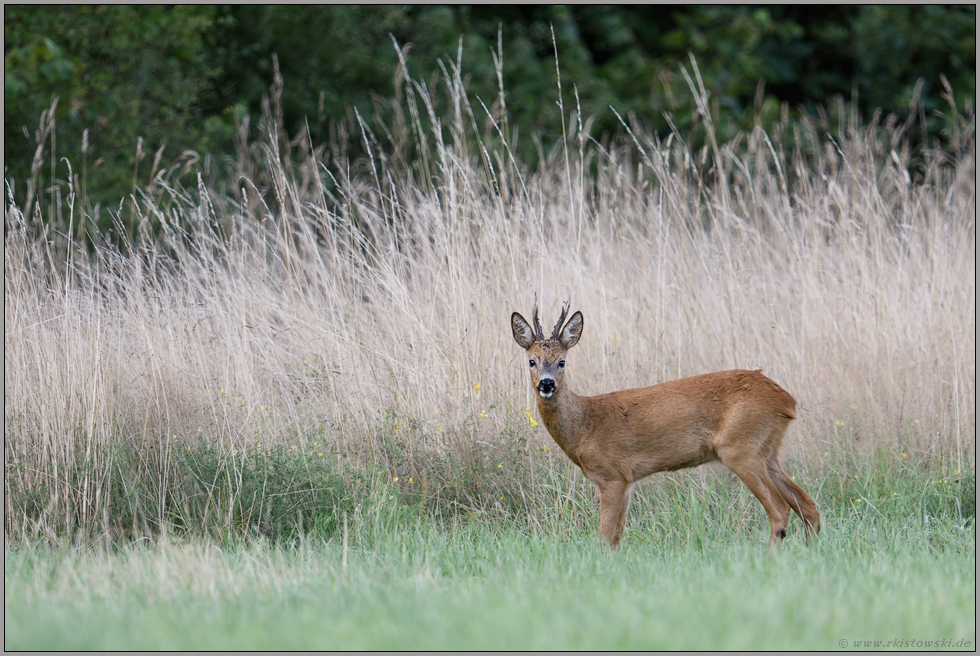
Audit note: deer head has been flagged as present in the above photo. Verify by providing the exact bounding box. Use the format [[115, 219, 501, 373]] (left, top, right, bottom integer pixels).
[[511, 295, 584, 399]]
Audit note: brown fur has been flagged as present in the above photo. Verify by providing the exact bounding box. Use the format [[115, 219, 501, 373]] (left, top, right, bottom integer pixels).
[[512, 301, 820, 549]]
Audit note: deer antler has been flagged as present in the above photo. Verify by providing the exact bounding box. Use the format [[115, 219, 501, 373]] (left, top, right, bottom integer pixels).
[[550, 296, 572, 341], [531, 293, 545, 341]]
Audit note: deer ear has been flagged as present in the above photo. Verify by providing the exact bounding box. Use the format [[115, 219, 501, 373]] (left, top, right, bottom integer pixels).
[[559, 311, 583, 348], [511, 312, 536, 349]]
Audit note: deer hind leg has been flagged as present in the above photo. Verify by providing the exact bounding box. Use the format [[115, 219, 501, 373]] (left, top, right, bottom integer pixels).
[[597, 480, 633, 549], [715, 440, 790, 550], [767, 455, 821, 541]]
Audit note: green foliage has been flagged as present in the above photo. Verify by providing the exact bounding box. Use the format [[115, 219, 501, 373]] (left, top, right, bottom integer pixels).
[[4, 36, 77, 97], [4, 434, 351, 546], [176, 439, 351, 542], [5, 5, 975, 233], [4, 6, 235, 223], [211, 5, 417, 143]]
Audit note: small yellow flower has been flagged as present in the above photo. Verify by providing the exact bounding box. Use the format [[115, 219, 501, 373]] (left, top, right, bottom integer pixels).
[[850, 404, 857, 411], [901, 452, 908, 459], [409, 477, 413, 484], [498, 464, 503, 469], [474, 384, 481, 391], [835, 420, 844, 427], [393, 476, 398, 483], [480, 411, 488, 418]]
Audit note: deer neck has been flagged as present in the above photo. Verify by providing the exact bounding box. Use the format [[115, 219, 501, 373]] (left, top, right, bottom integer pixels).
[[536, 388, 588, 461]]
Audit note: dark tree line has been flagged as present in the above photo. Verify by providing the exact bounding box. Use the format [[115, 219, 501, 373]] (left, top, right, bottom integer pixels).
[[5, 5, 975, 219]]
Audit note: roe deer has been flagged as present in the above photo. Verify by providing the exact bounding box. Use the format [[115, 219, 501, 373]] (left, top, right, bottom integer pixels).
[[511, 296, 820, 549]]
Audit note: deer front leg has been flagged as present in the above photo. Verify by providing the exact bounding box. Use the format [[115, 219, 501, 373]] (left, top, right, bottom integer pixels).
[[597, 480, 633, 549]]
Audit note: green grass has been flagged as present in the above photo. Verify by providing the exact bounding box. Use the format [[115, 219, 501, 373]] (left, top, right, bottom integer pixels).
[[6, 467, 975, 651]]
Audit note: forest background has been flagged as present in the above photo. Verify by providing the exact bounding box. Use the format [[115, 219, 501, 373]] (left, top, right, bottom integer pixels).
[[5, 4, 976, 232]]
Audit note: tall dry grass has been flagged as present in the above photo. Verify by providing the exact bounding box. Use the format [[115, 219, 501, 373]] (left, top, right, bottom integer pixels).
[[4, 57, 975, 543]]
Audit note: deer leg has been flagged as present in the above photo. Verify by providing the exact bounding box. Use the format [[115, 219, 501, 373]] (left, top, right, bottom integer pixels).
[[597, 480, 633, 549], [717, 448, 791, 550], [767, 456, 821, 541]]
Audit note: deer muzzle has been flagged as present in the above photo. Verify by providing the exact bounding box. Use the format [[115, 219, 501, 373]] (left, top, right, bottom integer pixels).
[[537, 377, 556, 398]]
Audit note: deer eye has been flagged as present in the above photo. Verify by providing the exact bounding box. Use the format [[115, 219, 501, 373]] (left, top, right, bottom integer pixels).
[[558, 360, 566, 369], [529, 359, 536, 368]]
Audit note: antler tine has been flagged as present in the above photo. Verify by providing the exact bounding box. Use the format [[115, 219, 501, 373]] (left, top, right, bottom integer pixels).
[[551, 295, 572, 340], [531, 293, 545, 341]]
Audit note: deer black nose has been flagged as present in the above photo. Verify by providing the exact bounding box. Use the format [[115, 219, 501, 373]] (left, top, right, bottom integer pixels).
[[538, 378, 556, 395]]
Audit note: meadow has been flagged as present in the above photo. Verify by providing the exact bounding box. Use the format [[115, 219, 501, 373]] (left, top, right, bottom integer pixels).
[[4, 58, 975, 649], [4, 478, 976, 651]]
